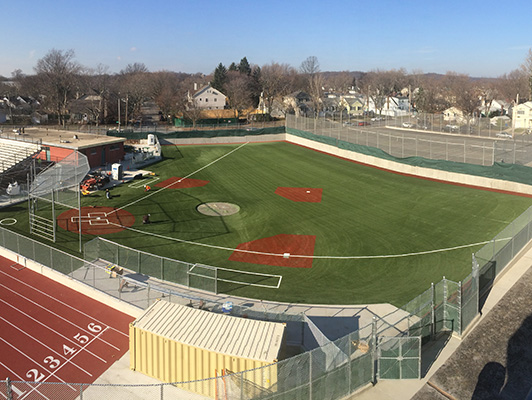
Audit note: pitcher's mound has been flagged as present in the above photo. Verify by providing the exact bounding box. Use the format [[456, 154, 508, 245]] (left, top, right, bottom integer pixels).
[[197, 202, 240, 216], [229, 234, 316, 268], [57, 206, 135, 235]]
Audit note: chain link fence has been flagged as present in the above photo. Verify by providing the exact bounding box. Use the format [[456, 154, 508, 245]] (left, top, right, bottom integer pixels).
[[287, 114, 532, 167]]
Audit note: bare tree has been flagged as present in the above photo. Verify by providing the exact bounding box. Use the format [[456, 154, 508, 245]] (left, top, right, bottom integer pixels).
[[497, 69, 529, 104], [324, 71, 354, 93], [359, 69, 403, 115], [300, 56, 323, 117], [81, 64, 112, 125], [34, 49, 82, 126], [413, 75, 449, 114], [477, 79, 500, 117], [521, 48, 532, 101], [117, 64, 151, 125], [150, 71, 183, 123], [259, 62, 296, 117], [224, 71, 253, 120]]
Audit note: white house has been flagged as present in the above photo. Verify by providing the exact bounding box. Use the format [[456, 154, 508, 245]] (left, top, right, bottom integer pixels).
[[512, 101, 532, 130], [190, 84, 226, 110]]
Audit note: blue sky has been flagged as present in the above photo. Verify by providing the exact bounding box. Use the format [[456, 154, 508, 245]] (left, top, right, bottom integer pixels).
[[1, 0, 531, 78]]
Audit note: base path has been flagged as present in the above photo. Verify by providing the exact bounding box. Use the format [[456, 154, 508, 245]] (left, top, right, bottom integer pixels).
[[275, 187, 323, 202], [229, 234, 316, 268], [57, 206, 135, 235], [155, 177, 209, 189]]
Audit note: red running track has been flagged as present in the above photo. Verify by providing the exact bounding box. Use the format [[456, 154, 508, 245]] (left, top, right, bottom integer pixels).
[[0, 255, 134, 400]]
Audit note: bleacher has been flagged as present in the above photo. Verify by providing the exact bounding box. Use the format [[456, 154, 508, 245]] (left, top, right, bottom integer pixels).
[[0, 138, 41, 174]]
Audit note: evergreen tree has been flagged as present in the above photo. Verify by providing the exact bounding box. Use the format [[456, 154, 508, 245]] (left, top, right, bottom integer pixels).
[[228, 62, 238, 72], [238, 57, 252, 76], [211, 63, 227, 92]]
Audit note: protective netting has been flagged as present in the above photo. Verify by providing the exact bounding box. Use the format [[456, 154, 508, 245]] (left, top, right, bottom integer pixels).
[[30, 150, 89, 207]]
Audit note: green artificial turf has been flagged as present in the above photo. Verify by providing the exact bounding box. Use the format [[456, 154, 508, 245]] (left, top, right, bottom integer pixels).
[[2, 141, 532, 306]]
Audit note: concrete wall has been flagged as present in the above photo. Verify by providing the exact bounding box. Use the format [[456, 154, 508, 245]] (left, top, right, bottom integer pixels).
[[285, 134, 532, 196]]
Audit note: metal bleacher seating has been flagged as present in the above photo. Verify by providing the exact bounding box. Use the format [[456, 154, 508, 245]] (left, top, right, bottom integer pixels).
[[0, 138, 41, 174]]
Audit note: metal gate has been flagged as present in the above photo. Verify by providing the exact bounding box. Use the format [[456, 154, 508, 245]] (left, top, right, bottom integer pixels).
[[377, 336, 421, 379]]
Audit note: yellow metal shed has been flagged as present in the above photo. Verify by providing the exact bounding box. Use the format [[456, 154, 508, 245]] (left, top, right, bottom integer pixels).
[[129, 299, 285, 398]]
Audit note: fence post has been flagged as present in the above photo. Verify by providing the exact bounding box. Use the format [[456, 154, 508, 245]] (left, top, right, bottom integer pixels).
[[214, 268, 218, 294], [6, 378, 12, 400], [458, 280, 462, 336], [431, 282, 435, 340], [473, 254, 480, 319], [371, 317, 377, 384], [443, 277, 447, 331], [309, 350, 313, 400]]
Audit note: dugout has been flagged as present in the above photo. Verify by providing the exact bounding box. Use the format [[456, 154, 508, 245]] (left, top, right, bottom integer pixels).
[[129, 299, 285, 398]]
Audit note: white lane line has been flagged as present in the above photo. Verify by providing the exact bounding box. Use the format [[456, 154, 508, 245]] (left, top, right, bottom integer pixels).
[[0, 299, 107, 363], [19, 327, 108, 400], [0, 316, 92, 377], [0, 269, 127, 339], [0, 282, 120, 351], [0, 337, 75, 390], [0, 361, 50, 400]]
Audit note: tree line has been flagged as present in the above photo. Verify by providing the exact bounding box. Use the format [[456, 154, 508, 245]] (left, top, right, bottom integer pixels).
[[1, 49, 532, 126]]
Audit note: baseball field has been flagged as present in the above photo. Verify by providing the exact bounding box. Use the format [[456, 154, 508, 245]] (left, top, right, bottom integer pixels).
[[3, 141, 532, 306]]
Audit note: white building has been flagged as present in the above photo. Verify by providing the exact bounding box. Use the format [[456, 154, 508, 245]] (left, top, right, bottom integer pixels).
[[512, 101, 532, 130], [190, 84, 226, 110]]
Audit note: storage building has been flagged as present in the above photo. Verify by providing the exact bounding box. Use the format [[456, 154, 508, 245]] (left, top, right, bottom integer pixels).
[[129, 299, 286, 398]]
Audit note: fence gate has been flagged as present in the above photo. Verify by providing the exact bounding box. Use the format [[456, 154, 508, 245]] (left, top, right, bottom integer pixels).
[[377, 336, 421, 379]]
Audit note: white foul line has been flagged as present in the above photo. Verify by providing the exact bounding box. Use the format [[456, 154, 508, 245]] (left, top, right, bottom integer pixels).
[[107, 141, 250, 216]]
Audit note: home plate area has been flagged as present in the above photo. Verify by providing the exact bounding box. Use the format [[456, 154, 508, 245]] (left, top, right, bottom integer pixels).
[[229, 234, 316, 268], [57, 206, 135, 235]]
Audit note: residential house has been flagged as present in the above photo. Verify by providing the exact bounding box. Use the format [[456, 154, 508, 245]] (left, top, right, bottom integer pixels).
[[512, 101, 532, 130], [283, 91, 312, 117], [343, 97, 364, 116], [480, 99, 509, 117], [69, 93, 104, 124], [190, 84, 226, 110], [365, 96, 409, 117], [443, 106, 467, 124]]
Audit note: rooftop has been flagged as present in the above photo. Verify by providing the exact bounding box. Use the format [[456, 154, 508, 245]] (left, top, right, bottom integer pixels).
[[0, 127, 126, 150]]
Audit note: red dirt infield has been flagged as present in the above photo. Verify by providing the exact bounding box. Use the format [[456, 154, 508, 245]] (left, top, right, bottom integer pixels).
[[229, 234, 316, 268], [57, 206, 135, 235], [275, 187, 323, 202], [155, 177, 210, 189]]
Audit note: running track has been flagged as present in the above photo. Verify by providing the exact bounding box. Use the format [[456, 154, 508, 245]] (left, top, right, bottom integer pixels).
[[0, 255, 134, 399]]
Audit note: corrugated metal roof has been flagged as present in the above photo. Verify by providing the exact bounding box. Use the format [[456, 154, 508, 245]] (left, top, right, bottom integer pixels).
[[131, 300, 285, 363]]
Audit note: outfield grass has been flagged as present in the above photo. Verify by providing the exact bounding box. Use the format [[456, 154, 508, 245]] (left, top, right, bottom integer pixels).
[[3, 141, 532, 306]]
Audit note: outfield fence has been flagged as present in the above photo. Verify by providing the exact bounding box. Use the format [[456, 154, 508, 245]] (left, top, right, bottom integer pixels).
[[287, 114, 532, 167]]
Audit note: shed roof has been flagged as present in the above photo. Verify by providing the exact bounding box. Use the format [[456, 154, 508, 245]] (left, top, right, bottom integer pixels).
[[132, 300, 285, 363]]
